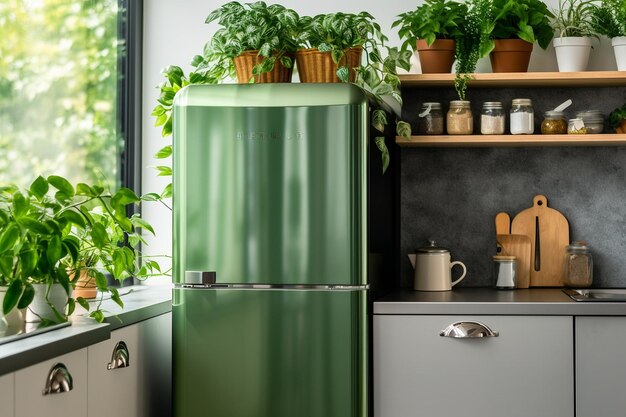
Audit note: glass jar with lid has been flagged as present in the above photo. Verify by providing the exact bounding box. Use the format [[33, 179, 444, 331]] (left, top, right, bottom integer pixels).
[[541, 110, 567, 134], [417, 102, 444, 135], [447, 100, 473, 135], [510, 98, 534, 134], [575, 109, 604, 133], [563, 241, 593, 288], [568, 118, 588, 134], [481, 102, 505, 135]]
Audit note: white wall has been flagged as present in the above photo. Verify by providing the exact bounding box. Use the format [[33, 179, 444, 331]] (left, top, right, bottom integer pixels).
[[141, 0, 618, 283]]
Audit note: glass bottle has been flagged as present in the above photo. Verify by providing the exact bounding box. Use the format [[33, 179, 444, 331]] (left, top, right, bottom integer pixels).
[[447, 100, 473, 135], [510, 98, 534, 134], [563, 241, 593, 288], [481, 101, 505, 135], [541, 110, 567, 134], [417, 102, 444, 135]]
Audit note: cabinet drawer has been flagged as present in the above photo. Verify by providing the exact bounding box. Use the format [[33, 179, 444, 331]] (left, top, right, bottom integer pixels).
[[88, 324, 140, 417], [374, 315, 573, 417], [15, 348, 87, 417]]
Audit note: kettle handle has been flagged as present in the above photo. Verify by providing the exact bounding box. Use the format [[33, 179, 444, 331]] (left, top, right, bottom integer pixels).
[[450, 261, 467, 287]]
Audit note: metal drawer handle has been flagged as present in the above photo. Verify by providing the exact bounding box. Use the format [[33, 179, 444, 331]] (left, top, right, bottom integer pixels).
[[42, 363, 73, 395], [439, 321, 499, 338], [107, 341, 130, 370]]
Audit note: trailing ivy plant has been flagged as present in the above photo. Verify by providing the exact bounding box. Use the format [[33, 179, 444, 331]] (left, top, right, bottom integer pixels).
[[589, 0, 626, 38], [552, 0, 599, 38], [392, 0, 468, 50]]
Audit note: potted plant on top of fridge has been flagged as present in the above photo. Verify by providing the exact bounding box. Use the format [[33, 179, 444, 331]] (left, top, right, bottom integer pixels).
[[393, 0, 468, 73], [488, 0, 555, 72], [197, 1, 299, 84], [590, 0, 626, 70], [551, 0, 598, 72]]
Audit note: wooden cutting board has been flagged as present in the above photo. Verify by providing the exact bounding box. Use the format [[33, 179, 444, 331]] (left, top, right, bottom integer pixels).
[[495, 212, 531, 288], [510, 195, 570, 287]]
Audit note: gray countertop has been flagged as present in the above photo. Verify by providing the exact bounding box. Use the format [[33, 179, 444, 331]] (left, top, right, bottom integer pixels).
[[0, 284, 171, 376], [374, 288, 626, 315]]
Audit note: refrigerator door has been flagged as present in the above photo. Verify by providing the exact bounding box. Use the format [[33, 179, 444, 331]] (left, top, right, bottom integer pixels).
[[172, 84, 368, 286], [172, 287, 367, 417]]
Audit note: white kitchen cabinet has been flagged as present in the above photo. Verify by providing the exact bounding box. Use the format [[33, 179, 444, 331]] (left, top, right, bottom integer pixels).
[[374, 315, 574, 417], [14, 348, 87, 417], [87, 312, 171, 417], [575, 316, 626, 417], [0, 372, 14, 417]]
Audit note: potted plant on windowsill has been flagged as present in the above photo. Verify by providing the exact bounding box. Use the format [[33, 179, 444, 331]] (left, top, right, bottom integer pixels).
[[552, 0, 598, 72], [488, 0, 555, 72], [393, 0, 468, 73], [0, 176, 161, 324], [590, 0, 626, 70]]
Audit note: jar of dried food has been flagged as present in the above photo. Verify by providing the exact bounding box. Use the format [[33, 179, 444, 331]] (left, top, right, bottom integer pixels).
[[568, 118, 588, 134], [541, 110, 567, 134], [481, 102, 505, 135], [563, 241, 593, 288], [510, 98, 534, 134], [447, 100, 473, 135], [417, 102, 444, 135], [575, 110, 604, 133]]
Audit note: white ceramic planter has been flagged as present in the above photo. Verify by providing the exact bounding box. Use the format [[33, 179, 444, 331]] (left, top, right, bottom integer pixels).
[[26, 283, 70, 323], [0, 286, 25, 335], [612, 37, 626, 71], [553, 37, 592, 72]]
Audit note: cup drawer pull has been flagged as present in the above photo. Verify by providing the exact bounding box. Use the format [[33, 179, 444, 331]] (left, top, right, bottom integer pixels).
[[42, 363, 73, 395], [107, 341, 130, 370], [439, 321, 499, 338]]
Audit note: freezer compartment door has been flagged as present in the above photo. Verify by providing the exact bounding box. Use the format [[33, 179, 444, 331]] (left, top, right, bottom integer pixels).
[[173, 287, 367, 417], [172, 84, 368, 286]]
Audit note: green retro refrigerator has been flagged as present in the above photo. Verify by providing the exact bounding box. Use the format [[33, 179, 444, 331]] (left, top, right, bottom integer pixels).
[[172, 84, 370, 417]]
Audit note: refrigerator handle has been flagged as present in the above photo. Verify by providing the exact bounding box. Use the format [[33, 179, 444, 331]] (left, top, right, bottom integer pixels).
[[184, 271, 217, 285]]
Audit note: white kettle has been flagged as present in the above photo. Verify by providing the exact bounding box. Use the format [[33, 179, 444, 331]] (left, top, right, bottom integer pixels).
[[408, 240, 467, 291]]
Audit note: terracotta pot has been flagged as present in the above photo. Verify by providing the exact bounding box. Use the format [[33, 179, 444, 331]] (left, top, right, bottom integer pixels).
[[489, 39, 534, 72], [73, 269, 97, 299], [616, 119, 626, 134], [295, 47, 362, 83], [233, 51, 293, 84], [416, 39, 456, 73]]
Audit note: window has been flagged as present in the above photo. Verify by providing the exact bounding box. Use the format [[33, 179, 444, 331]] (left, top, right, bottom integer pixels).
[[0, 0, 141, 192]]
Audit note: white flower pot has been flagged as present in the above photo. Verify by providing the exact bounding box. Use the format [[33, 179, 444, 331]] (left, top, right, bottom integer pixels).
[[0, 286, 25, 335], [612, 36, 626, 71], [553, 37, 592, 72], [26, 283, 70, 323]]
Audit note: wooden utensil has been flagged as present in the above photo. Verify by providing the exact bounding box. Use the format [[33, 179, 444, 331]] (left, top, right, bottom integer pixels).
[[494, 212, 531, 288], [510, 195, 570, 287]]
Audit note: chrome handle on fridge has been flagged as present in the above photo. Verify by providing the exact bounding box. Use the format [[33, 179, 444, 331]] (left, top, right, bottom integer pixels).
[[439, 321, 499, 338], [107, 341, 130, 370], [42, 363, 73, 395]]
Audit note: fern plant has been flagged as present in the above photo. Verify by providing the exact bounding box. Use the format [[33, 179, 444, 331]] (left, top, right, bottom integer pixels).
[[590, 0, 626, 38]]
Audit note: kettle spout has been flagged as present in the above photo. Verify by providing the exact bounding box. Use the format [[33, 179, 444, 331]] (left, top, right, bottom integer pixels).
[[408, 254, 416, 269]]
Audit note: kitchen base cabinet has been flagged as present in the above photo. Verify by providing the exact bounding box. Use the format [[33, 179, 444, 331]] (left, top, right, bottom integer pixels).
[[576, 316, 626, 417], [14, 348, 87, 417], [374, 315, 574, 417], [0, 372, 14, 417]]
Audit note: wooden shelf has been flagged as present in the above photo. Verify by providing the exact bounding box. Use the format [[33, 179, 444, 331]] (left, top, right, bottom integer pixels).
[[396, 134, 626, 147], [399, 71, 626, 88]]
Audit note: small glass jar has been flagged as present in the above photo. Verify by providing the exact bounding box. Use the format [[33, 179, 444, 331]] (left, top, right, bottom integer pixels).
[[493, 255, 517, 289], [447, 100, 473, 135], [510, 98, 534, 134], [481, 102, 505, 135], [575, 110, 604, 133], [541, 110, 567, 134], [563, 241, 593, 288], [568, 118, 588, 134], [417, 102, 444, 135]]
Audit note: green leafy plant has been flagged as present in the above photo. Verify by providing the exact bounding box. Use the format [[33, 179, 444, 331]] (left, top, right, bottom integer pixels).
[[0, 176, 162, 323], [489, 0, 555, 49], [552, 0, 598, 37], [608, 103, 626, 131], [589, 0, 626, 38], [454, 0, 494, 100], [392, 0, 468, 50]]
